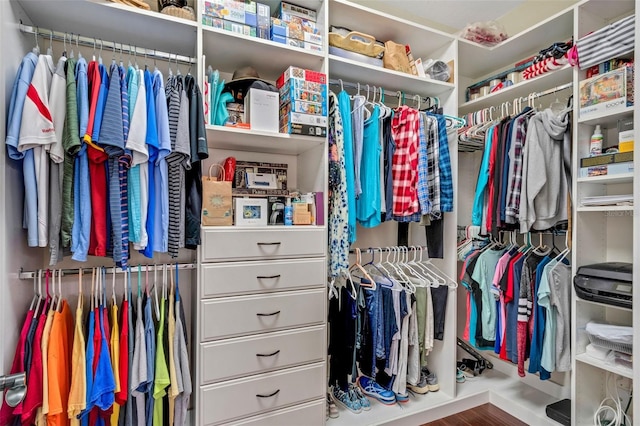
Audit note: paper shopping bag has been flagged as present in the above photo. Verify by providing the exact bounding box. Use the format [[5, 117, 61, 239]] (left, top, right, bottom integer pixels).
[[202, 164, 233, 226]]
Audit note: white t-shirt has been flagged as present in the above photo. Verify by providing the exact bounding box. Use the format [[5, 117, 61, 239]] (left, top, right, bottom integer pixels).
[[48, 56, 67, 164]]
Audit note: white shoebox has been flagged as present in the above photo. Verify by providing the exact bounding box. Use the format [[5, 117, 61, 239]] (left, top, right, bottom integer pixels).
[[245, 88, 279, 132]]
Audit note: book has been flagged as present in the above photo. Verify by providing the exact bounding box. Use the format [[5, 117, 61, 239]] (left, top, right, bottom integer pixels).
[[232, 188, 289, 196]]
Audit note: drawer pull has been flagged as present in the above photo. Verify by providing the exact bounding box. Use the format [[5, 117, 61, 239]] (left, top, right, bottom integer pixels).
[[256, 389, 280, 398], [256, 349, 281, 357], [257, 274, 281, 279], [256, 310, 281, 317], [257, 242, 281, 246]]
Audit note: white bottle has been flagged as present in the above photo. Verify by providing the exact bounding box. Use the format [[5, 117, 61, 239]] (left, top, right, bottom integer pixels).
[[590, 125, 603, 157]]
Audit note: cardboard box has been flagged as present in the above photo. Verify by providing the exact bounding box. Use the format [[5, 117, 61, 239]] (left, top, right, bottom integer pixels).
[[618, 117, 634, 152], [256, 3, 270, 39], [276, 1, 317, 22], [579, 66, 634, 118], [267, 196, 287, 225], [279, 78, 327, 101], [280, 111, 327, 137], [234, 161, 288, 191], [202, 15, 257, 37], [245, 88, 279, 132], [579, 161, 634, 178], [271, 33, 286, 44], [293, 202, 312, 225], [277, 66, 327, 88], [270, 18, 321, 43], [280, 99, 326, 116], [203, 0, 257, 26]]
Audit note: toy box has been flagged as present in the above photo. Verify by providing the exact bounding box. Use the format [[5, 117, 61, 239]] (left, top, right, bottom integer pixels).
[[276, 1, 317, 22], [280, 111, 327, 137], [202, 16, 257, 37], [256, 3, 270, 39], [277, 66, 327, 88], [279, 78, 327, 102], [280, 99, 326, 116], [270, 18, 322, 44], [203, 0, 257, 27], [579, 66, 634, 118]]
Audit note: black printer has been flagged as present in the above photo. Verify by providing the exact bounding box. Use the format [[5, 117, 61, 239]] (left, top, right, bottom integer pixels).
[[574, 262, 632, 309]]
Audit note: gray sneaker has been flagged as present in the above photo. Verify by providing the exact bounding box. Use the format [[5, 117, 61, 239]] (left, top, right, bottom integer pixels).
[[407, 367, 439, 394], [424, 368, 439, 391]]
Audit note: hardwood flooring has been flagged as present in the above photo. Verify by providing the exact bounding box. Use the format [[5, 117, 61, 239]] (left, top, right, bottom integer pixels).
[[423, 403, 528, 426]]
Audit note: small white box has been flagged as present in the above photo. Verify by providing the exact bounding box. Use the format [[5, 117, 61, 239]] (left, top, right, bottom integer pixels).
[[245, 88, 279, 132], [235, 197, 268, 226], [246, 172, 277, 189]]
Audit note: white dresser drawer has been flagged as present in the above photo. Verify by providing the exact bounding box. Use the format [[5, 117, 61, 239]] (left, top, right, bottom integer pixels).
[[226, 400, 325, 426], [199, 362, 325, 425], [201, 228, 325, 262], [200, 325, 326, 384], [201, 258, 325, 298], [200, 289, 326, 341]]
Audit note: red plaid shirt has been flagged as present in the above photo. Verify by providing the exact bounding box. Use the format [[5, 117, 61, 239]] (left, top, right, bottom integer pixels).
[[391, 106, 420, 216]]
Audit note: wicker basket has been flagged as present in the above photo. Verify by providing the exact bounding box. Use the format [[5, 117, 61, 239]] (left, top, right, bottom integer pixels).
[[587, 331, 633, 355], [161, 5, 196, 20]]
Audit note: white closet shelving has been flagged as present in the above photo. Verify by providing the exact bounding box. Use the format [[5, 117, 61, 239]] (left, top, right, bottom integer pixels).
[[571, 1, 637, 424]]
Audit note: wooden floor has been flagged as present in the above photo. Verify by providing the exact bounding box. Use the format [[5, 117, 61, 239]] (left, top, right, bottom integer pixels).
[[423, 403, 528, 426]]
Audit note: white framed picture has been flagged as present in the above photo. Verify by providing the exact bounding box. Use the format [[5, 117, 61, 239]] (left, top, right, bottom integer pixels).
[[235, 198, 268, 226]]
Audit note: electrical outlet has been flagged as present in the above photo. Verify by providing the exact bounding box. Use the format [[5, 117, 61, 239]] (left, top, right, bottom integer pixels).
[[617, 376, 633, 392]]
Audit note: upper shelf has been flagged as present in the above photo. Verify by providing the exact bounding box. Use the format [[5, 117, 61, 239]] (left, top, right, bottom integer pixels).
[[329, 0, 455, 60], [459, 65, 573, 114], [16, 0, 198, 57], [329, 55, 455, 97], [202, 26, 325, 81], [578, 106, 635, 127], [206, 125, 325, 155], [458, 7, 574, 79]]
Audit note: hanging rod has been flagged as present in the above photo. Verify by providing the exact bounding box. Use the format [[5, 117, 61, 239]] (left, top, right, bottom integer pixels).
[[348, 246, 428, 254], [531, 82, 573, 99], [328, 78, 438, 106], [19, 23, 196, 66], [18, 262, 196, 280]]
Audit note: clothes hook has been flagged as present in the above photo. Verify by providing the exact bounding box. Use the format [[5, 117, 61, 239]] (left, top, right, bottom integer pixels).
[[339, 78, 343, 92], [366, 84, 370, 101], [397, 91, 402, 108], [380, 87, 384, 103]]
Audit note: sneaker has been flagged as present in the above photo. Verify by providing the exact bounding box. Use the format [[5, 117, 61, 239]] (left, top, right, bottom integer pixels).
[[456, 368, 466, 383], [327, 393, 339, 418], [350, 385, 371, 411], [332, 386, 362, 414], [357, 376, 396, 405], [424, 368, 440, 392], [406, 372, 429, 394], [395, 392, 410, 404]]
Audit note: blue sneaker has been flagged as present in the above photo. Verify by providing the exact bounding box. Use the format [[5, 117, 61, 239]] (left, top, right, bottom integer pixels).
[[350, 385, 371, 411], [357, 376, 396, 405], [332, 386, 362, 414], [395, 392, 409, 404]]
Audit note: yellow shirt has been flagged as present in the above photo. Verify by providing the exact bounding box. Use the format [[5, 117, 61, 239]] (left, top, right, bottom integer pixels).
[[67, 298, 86, 426], [110, 303, 121, 426], [167, 291, 178, 426], [36, 309, 55, 426]]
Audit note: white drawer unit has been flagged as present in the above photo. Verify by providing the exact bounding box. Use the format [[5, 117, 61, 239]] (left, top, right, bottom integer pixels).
[[225, 399, 326, 426], [200, 258, 325, 298], [200, 325, 326, 384], [201, 227, 325, 261], [199, 362, 326, 425], [200, 288, 326, 341]]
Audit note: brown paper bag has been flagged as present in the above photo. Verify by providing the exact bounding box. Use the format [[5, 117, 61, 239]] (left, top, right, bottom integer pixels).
[[383, 41, 411, 74], [202, 164, 233, 226]]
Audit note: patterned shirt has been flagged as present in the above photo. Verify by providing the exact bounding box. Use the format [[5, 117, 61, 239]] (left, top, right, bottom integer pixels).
[[391, 106, 420, 216], [505, 113, 530, 224], [433, 114, 453, 213], [417, 114, 431, 215], [426, 115, 441, 217]]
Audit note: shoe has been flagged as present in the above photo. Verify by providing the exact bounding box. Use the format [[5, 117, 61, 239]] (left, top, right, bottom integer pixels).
[[423, 367, 440, 392], [395, 392, 409, 404], [327, 393, 339, 418], [332, 386, 362, 414], [350, 385, 371, 411], [406, 372, 429, 394], [456, 368, 466, 383], [357, 376, 396, 405]]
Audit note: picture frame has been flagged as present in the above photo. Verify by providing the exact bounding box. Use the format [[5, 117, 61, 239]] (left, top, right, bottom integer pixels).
[[234, 198, 268, 226]]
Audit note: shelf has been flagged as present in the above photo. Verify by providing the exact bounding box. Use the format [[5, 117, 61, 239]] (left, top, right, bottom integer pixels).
[[578, 106, 635, 126], [458, 7, 574, 79], [577, 205, 634, 212], [16, 0, 198, 57], [328, 55, 455, 97], [577, 173, 634, 184], [206, 125, 325, 155], [458, 65, 572, 114], [578, 0, 635, 34], [576, 297, 632, 312], [576, 353, 633, 379], [202, 27, 325, 81], [329, 0, 454, 60]]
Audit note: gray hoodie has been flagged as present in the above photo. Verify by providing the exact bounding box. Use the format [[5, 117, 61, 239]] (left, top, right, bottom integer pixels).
[[519, 108, 571, 232]]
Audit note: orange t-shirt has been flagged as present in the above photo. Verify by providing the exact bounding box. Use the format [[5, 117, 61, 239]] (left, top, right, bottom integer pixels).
[[47, 300, 73, 426]]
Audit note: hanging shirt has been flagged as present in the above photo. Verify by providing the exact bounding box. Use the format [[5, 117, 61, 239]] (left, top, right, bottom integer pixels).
[[79, 307, 94, 426], [432, 114, 453, 213], [6, 51, 38, 160], [117, 65, 131, 269], [141, 69, 159, 258], [356, 105, 381, 228], [391, 106, 420, 217], [173, 297, 191, 426], [130, 293, 147, 426], [114, 299, 129, 410], [22, 303, 50, 425], [126, 67, 143, 246], [48, 56, 67, 265], [60, 56, 81, 249], [167, 289, 178, 426], [151, 70, 171, 254], [71, 58, 92, 262], [152, 299, 169, 426], [47, 300, 74, 426], [35, 308, 54, 426], [143, 297, 156, 426], [337, 90, 356, 243], [471, 126, 494, 227], [352, 95, 365, 197], [89, 305, 116, 419], [471, 247, 508, 344], [68, 296, 86, 426], [109, 302, 121, 426], [416, 115, 431, 216]]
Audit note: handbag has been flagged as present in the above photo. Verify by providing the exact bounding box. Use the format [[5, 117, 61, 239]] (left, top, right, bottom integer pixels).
[[201, 164, 233, 226], [382, 41, 411, 74]]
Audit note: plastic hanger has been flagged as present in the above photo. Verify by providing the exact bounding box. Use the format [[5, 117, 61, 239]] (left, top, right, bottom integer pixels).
[[78, 268, 83, 311], [363, 249, 401, 291], [175, 263, 180, 303], [32, 27, 40, 55], [46, 31, 53, 57], [350, 248, 376, 289], [112, 267, 117, 307], [153, 265, 160, 321], [137, 264, 142, 301], [76, 34, 83, 59], [34, 270, 43, 318], [327, 277, 339, 300]]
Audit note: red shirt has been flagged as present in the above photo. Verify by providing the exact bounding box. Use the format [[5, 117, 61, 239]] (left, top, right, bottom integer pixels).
[[21, 307, 48, 425], [0, 310, 33, 424], [486, 126, 500, 232], [115, 300, 129, 405], [391, 106, 420, 216]]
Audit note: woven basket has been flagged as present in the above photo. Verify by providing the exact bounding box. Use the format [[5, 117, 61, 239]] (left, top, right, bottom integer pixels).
[[161, 5, 196, 20], [328, 31, 384, 58]]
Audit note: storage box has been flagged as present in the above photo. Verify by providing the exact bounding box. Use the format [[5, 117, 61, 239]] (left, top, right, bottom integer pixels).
[[618, 117, 634, 153], [276, 1, 317, 22], [277, 66, 327, 88], [280, 111, 327, 137], [234, 160, 288, 191], [234, 197, 268, 226], [244, 88, 279, 132], [280, 99, 326, 116], [579, 161, 634, 178], [202, 16, 257, 37], [256, 3, 270, 39], [579, 66, 634, 118], [293, 202, 312, 225], [279, 79, 327, 104], [328, 45, 383, 67], [203, 0, 257, 26]]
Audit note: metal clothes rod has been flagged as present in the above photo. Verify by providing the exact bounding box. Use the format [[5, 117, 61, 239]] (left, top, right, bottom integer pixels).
[[328, 78, 436, 105], [348, 246, 428, 254], [19, 23, 196, 66], [531, 82, 573, 99], [19, 263, 196, 280]]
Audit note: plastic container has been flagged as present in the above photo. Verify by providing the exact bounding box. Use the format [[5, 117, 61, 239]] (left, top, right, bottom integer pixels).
[[284, 198, 293, 226], [590, 125, 603, 156]]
